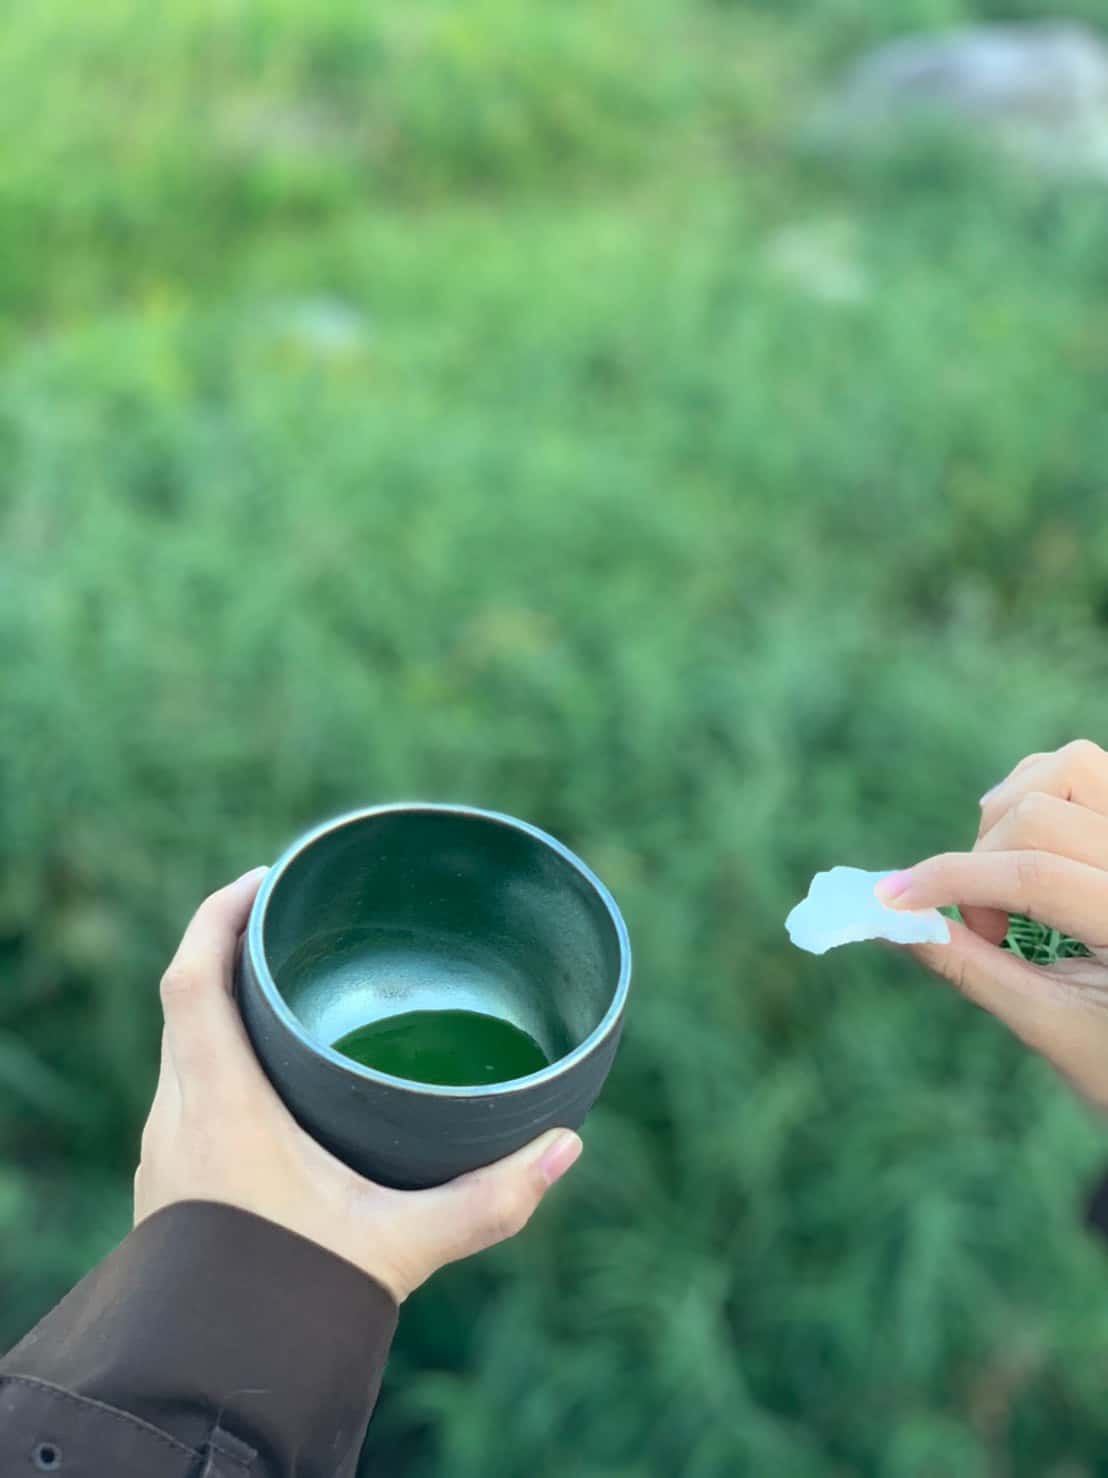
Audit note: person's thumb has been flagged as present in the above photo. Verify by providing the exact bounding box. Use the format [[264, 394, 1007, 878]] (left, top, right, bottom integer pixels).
[[413, 1128, 583, 1272], [160, 867, 268, 1087]]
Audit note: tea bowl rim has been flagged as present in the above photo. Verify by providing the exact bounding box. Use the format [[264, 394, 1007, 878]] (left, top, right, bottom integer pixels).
[[244, 801, 632, 1101]]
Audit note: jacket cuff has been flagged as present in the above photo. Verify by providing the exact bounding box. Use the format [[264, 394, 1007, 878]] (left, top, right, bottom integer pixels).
[[1, 1200, 398, 1476]]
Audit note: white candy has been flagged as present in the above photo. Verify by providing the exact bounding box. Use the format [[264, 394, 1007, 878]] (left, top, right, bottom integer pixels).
[[785, 866, 951, 955]]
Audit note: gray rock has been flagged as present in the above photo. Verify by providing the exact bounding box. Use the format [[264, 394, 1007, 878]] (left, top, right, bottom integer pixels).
[[816, 21, 1108, 180]]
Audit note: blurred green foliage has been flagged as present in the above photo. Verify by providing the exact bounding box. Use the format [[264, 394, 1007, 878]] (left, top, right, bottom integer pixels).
[[3, 0, 1108, 1473]]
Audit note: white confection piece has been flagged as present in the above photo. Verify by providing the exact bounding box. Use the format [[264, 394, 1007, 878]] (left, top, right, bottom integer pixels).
[[785, 866, 951, 956]]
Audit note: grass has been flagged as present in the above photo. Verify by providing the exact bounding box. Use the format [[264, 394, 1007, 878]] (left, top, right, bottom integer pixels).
[[1006, 918, 1093, 966], [4, 1, 1108, 1474]]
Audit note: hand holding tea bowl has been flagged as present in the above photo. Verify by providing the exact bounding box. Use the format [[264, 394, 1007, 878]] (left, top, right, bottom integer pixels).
[[6, 838, 622, 1478], [137, 866, 589, 1303]]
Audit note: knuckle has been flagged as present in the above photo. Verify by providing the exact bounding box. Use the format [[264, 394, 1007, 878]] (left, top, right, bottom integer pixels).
[[949, 955, 985, 1009], [180, 893, 222, 942], [920, 852, 959, 887], [1062, 738, 1103, 773], [159, 965, 195, 1007], [1014, 849, 1048, 896], [490, 1182, 533, 1242], [1010, 791, 1051, 839], [196, 881, 241, 923], [194, 889, 224, 920]]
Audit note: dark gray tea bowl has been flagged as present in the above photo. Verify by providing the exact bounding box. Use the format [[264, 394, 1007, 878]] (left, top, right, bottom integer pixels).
[[238, 803, 631, 1189]]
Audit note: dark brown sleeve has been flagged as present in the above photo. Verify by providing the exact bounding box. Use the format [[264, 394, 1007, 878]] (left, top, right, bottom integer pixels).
[[0, 1200, 398, 1478]]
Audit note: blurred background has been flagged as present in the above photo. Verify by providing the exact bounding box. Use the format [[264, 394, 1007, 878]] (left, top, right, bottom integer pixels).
[[4, 0, 1108, 1472]]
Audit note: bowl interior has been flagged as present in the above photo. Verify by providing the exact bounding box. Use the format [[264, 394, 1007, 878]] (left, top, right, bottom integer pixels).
[[260, 809, 624, 1077]]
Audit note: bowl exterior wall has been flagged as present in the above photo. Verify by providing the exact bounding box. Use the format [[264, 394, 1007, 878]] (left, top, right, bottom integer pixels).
[[238, 945, 625, 1189]]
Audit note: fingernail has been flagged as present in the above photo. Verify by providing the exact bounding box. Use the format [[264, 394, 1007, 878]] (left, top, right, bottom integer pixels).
[[539, 1130, 582, 1186], [874, 869, 914, 907], [979, 782, 1004, 806]]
